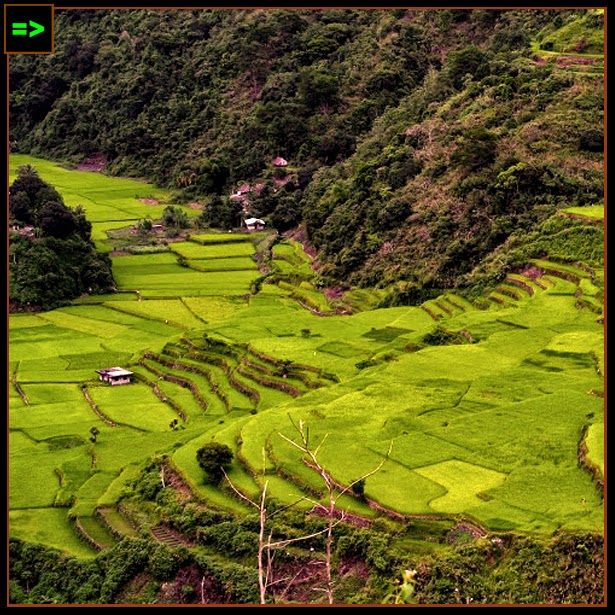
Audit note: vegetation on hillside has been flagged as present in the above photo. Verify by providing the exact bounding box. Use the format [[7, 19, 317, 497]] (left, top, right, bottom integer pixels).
[[8, 8, 604, 297], [8, 454, 604, 604]]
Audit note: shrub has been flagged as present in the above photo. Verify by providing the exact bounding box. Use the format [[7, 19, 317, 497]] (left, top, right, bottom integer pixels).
[[578, 129, 603, 152], [421, 326, 466, 346], [196, 442, 234, 484]]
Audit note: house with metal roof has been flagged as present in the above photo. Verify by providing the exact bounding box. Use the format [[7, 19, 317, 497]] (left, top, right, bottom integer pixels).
[[95, 367, 134, 385]]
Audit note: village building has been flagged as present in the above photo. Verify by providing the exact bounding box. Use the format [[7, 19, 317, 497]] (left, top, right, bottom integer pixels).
[[10, 224, 36, 238], [230, 183, 251, 199], [96, 367, 134, 385], [272, 156, 288, 167], [243, 217, 266, 232]]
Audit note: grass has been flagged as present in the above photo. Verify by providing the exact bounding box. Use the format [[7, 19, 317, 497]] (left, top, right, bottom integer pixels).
[[561, 205, 604, 220], [9, 156, 604, 558], [585, 422, 604, 476], [414, 460, 507, 513], [112, 252, 260, 297], [190, 232, 254, 244], [186, 257, 258, 271], [104, 299, 206, 330], [170, 241, 256, 259], [9, 509, 98, 558], [86, 383, 182, 431]]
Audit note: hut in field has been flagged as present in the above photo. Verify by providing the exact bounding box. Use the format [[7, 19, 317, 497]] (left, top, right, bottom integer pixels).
[[244, 217, 266, 232], [96, 367, 134, 385]]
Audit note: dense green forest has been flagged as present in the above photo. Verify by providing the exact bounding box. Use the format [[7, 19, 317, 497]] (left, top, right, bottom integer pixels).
[[9, 165, 114, 310], [9, 8, 604, 298]]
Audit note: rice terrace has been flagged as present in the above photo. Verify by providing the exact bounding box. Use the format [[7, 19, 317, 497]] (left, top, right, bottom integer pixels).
[[8, 152, 604, 601], [7, 7, 605, 605]]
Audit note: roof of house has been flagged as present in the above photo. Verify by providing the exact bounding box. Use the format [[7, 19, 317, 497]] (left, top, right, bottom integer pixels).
[[272, 157, 288, 167], [96, 367, 134, 377], [244, 218, 265, 226]]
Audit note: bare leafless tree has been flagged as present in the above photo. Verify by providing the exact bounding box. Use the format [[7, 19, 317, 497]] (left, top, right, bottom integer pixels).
[[222, 461, 332, 604], [279, 416, 392, 604], [221, 417, 391, 605]]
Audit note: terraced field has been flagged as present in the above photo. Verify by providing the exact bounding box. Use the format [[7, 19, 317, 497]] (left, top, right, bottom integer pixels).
[[8, 156, 604, 558]]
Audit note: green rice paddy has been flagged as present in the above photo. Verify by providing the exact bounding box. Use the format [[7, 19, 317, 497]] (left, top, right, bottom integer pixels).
[[9, 156, 605, 558], [561, 205, 604, 220]]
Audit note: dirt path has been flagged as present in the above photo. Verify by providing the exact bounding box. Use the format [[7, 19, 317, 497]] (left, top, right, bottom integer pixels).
[[12, 370, 29, 406], [82, 385, 117, 426]]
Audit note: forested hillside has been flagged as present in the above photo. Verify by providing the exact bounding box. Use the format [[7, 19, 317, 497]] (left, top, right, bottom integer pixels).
[[8, 8, 604, 297]]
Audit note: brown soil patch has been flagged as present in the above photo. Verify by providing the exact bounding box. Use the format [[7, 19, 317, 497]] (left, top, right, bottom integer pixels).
[[78, 153, 107, 172], [556, 55, 599, 68], [309, 503, 373, 529], [187, 202, 203, 210], [9, 301, 42, 314], [337, 555, 370, 581], [138, 198, 159, 205], [162, 463, 195, 504], [157, 564, 229, 604], [268, 558, 329, 604], [324, 286, 344, 302]]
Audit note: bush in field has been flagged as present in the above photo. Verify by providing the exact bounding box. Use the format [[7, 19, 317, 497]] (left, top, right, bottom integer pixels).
[[196, 442, 234, 485], [450, 127, 498, 172], [421, 326, 467, 346], [147, 544, 190, 581], [161, 205, 189, 230]]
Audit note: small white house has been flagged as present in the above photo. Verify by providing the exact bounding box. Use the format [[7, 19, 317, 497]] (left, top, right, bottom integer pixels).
[[96, 367, 134, 386], [244, 217, 266, 232]]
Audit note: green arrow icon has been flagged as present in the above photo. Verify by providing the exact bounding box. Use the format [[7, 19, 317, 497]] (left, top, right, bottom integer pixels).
[[29, 20, 45, 37], [11, 21, 44, 37]]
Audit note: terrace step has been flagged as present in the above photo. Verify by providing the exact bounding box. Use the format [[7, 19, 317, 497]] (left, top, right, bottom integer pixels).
[[139, 356, 230, 413], [505, 273, 544, 295], [495, 283, 525, 301], [433, 299, 455, 317], [487, 291, 517, 306], [442, 293, 475, 312], [529, 259, 592, 283], [543, 276, 579, 295], [97, 506, 140, 539], [577, 296, 604, 314], [151, 525, 190, 549], [74, 515, 119, 551], [236, 362, 303, 398], [421, 300, 447, 321]]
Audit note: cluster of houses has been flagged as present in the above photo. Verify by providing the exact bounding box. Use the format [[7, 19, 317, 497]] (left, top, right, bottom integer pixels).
[[111, 156, 290, 238], [231, 157, 289, 232], [10, 224, 36, 238]]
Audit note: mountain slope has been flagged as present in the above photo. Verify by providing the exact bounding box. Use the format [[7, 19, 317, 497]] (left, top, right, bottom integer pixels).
[[8, 8, 604, 297]]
